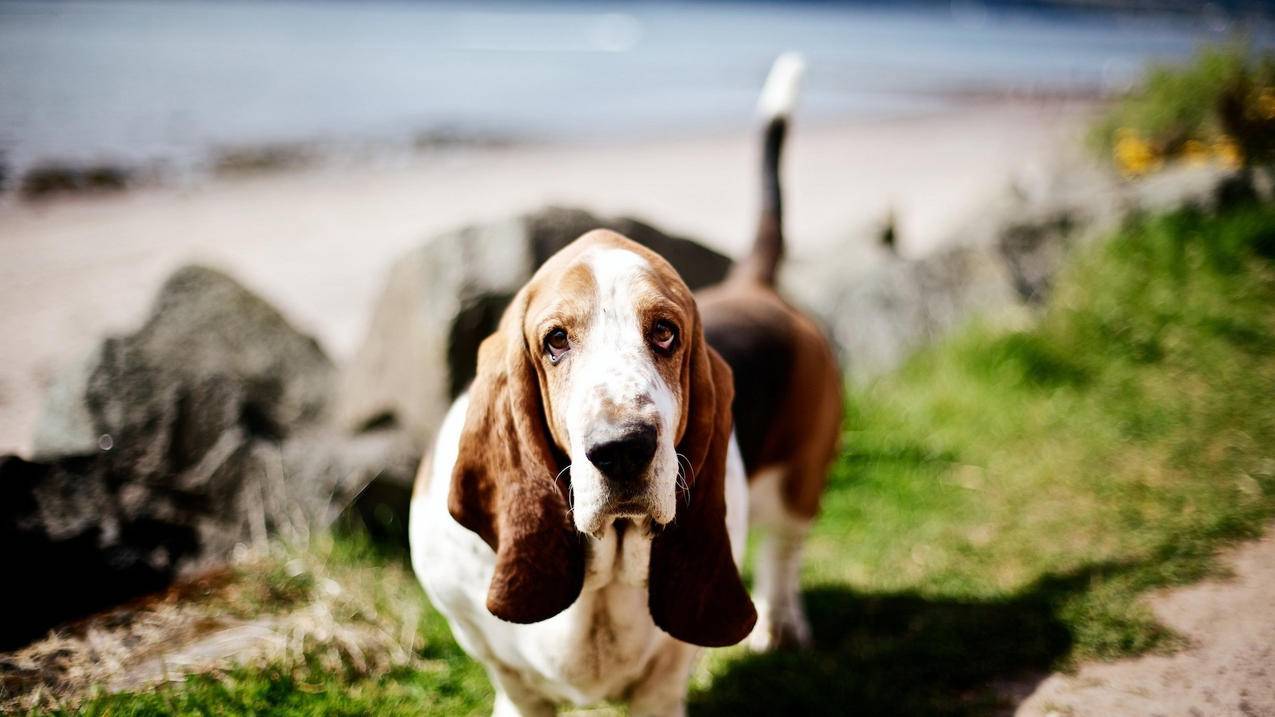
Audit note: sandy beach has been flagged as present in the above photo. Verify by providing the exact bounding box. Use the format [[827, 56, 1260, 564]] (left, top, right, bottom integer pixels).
[[0, 102, 1091, 456]]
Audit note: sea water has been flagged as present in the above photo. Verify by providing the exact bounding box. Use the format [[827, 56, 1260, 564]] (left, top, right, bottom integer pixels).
[[0, 0, 1269, 179]]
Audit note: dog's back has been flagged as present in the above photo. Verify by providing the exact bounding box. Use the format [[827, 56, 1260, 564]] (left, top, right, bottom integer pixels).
[[699, 283, 841, 517]]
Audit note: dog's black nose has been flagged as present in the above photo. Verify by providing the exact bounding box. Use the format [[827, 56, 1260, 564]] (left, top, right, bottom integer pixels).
[[586, 424, 658, 483]]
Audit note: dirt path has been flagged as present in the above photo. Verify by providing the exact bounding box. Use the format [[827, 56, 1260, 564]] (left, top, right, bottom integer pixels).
[[1015, 531, 1275, 717]]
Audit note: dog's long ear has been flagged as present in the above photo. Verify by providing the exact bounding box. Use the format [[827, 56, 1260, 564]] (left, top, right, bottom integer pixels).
[[448, 293, 585, 624], [649, 310, 757, 647]]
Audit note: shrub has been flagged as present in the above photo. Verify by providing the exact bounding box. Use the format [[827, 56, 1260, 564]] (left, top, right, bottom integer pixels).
[[1093, 45, 1275, 177]]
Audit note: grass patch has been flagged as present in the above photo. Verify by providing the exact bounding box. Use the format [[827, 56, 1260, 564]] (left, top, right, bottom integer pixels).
[[693, 203, 1275, 714], [30, 203, 1275, 715], [7, 534, 492, 716]]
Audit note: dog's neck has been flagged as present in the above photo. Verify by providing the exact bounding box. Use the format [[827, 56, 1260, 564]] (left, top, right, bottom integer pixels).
[[581, 518, 653, 592]]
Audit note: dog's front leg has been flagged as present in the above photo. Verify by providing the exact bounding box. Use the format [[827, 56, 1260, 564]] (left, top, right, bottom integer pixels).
[[488, 664, 556, 717], [626, 639, 698, 717]]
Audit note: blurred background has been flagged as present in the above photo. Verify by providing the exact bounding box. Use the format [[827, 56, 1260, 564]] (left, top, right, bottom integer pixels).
[[3, 0, 1272, 455], [0, 0, 1268, 174], [2, 2, 1275, 715]]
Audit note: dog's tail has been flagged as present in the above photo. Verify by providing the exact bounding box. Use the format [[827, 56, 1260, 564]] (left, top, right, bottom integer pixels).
[[732, 52, 804, 287]]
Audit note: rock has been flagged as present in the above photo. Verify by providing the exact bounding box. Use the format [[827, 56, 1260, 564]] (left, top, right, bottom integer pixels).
[[33, 265, 334, 461], [785, 163, 1255, 382], [285, 425, 422, 544], [524, 208, 731, 290], [19, 162, 132, 200], [6, 265, 418, 649], [786, 243, 1024, 382], [997, 206, 1091, 304], [336, 206, 732, 454], [0, 453, 199, 649], [992, 163, 1258, 306]]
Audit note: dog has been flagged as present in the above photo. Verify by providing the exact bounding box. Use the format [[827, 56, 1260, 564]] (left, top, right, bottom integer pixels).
[[409, 53, 841, 716]]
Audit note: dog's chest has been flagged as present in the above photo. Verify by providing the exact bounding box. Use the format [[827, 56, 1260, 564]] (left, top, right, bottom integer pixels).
[[413, 475, 669, 705], [492, 522, 668, 703], [528, 581, 664, 699]]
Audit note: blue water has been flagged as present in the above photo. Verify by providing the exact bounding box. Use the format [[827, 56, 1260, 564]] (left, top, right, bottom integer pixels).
[[0, 0, 1270, 178]]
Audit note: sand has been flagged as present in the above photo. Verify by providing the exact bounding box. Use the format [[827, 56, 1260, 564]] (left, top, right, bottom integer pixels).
[[0, 102, 1087, 456], [1015, 532, 1275, 717]]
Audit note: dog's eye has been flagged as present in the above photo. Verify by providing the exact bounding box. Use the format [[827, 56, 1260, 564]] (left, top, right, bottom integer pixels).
[[544, 328, 570, 363], [650, 320, 678, 354]]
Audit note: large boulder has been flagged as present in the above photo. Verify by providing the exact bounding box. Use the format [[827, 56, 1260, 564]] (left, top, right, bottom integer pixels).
[[336, 206, 732, 454], [4, 266, 417, 649], [32, 265, 334, 460]]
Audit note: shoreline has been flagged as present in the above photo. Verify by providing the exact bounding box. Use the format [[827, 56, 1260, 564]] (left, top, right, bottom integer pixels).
[[2, 89, 1109, 204], [0, 99, 1097, 456]]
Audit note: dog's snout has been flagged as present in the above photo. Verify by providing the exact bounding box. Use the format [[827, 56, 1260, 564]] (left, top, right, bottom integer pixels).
[[585, 424, 658, 483]]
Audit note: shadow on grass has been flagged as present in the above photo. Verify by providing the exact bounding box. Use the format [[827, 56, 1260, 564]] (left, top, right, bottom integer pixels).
[[690, 562, 1156, 717]]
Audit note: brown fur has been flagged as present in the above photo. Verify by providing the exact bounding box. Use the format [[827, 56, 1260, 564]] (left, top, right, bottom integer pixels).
[[447, 230, 756, 646], [648, 310, 755, 647], [697, 280, 842, 519], [448, 288, 585, 624]]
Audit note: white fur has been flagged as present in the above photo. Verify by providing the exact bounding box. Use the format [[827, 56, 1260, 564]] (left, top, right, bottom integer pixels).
[[746, 466, 813, 651], [410, 395, 749, 715], [565, 248, 680, 537], [757, 52, 805, 120]]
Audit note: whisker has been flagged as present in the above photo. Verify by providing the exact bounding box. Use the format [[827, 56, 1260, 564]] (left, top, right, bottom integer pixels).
[[553, 465, 571, 484], [551, 465, 575, 514], [675, 452, 696, 484], [674, 466, 689, 495], [674, 453, 693, 506], [675, 453, 694, 480]]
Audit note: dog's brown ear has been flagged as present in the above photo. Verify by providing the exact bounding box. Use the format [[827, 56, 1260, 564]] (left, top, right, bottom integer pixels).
[[649, 314, 757, 647], [449, 294, 584, 624]]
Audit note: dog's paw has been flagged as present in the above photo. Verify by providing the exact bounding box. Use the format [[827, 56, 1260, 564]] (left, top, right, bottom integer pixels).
[[747, 600, 812, 652]]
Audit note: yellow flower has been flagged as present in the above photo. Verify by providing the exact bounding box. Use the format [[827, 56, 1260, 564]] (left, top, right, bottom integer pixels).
[[1114, 128, 1160, 177], [1182, 139, 1210, 166], [1259, 89, 1275, 120], [1213, 135, 1244, 169]]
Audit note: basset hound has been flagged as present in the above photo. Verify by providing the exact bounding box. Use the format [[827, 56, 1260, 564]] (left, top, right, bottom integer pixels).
[[409, 53, 842, 716]]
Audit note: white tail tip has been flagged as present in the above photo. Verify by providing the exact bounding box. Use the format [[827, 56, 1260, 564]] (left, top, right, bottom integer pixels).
[[757, 52, 805, 120]]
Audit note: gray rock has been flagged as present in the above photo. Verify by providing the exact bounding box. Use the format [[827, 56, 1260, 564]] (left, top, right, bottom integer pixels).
[[525, 207, 732, 290], [0, 453, 199, 649], [997, 206, 1091, 304], [786, 243, 1024, 382], [6, 265, 419, 649], [33, 265, 335, 462], [991, 163, 1253, 306], [785, 163, 1252, 382], [336, 206, 732, 455]]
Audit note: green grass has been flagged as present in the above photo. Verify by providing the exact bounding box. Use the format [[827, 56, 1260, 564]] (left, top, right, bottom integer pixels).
[[693, 203, 1275, 714], [61, 663, 491, 717], [39, 203, 1275, 716]]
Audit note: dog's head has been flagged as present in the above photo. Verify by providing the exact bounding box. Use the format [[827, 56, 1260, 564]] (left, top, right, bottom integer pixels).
[[448, 230, 755, 647]]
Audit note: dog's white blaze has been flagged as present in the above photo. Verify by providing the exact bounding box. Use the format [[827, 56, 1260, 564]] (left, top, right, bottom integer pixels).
[[566, 247, 679, 536]]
